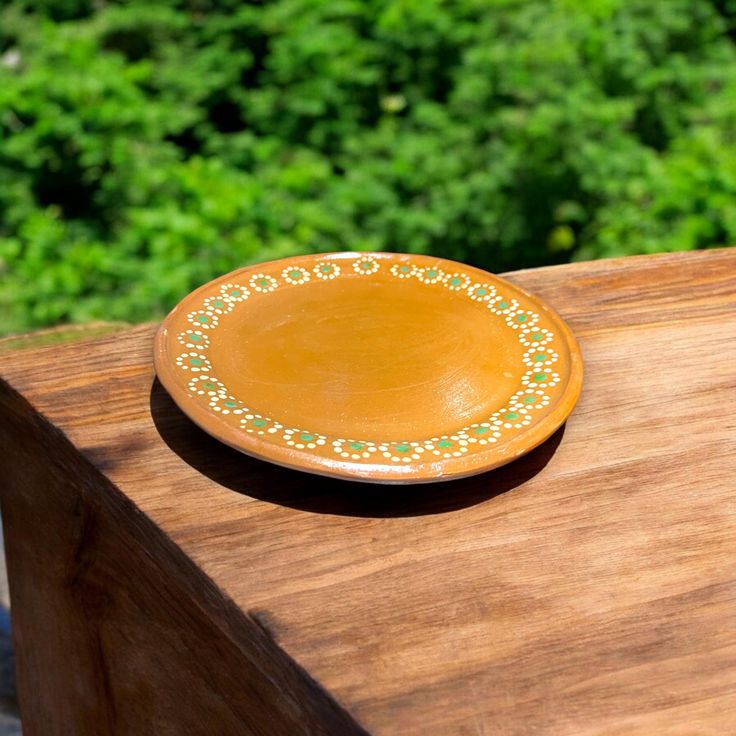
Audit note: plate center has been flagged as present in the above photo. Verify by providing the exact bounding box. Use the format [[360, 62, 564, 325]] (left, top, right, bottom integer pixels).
[[209, 278, 523, 441]]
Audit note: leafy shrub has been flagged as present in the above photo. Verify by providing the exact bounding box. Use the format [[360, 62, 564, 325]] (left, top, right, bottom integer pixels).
[[1, 0, 736, 332]]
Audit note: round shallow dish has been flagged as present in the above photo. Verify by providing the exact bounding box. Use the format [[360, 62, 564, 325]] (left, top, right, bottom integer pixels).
[[154, 252, 583, 483]]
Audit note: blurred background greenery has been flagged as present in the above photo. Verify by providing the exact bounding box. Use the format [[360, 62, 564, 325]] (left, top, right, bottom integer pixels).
[[2, 0, 736, 335]]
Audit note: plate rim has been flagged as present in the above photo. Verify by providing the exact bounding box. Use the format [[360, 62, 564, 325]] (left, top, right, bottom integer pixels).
[[154, 252, 584, 484]]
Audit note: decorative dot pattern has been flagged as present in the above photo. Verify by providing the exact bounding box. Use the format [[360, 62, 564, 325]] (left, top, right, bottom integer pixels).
[[203, 296, 231, 315], [468, 283, 496, 302], [415, 267, 445, 285], [178, 255, 567, 466], [314, 263, 341, 280], [390, 263, 416, 279], [249, 273, 278, 293], [178, 330, 210, 349], [175, 352, 212, 373], [219, 283, 250, 304], [353, 257, 380, 275], [187, 311, 219, 330], [282, 267, 311, 285], [445, 273, 471, 291]]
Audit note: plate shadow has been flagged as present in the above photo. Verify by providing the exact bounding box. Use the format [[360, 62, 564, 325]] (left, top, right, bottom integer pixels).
[[150, 379, 564, 518]]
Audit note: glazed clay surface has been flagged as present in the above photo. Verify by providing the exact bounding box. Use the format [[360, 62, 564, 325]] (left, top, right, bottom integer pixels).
[[154, 252, 583, 482]]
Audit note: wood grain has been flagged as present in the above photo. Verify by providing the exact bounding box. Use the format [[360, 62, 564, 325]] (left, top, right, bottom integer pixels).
[[1, 248, 735, 734], [0, 382, 368, 735]]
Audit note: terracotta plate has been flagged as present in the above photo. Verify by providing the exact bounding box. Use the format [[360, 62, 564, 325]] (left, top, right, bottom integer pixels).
[[154, 253, 583, 483]]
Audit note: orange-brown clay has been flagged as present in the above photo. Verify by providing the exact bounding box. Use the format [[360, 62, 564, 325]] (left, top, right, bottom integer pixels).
[[154, 252, 583, 482]]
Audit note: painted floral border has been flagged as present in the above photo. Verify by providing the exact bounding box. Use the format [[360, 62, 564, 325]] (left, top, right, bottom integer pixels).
[[174, 256, 562, 465]]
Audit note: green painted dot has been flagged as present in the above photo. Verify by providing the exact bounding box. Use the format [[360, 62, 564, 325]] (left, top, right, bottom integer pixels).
[[300, 433, 314, 442], [522, 395, 537, 404], [427, 269, 438, 278], [476, 288, 487, 296], [202, 381, 216, 389], [437, 440, 453, 449], [533, 352, 547, 362], [258, 278, 269, 286], [360, 261, 372, 269], [349, 442, 364, 451], [213, 299, 225, 308], [399, 265, 410, 273], [290, 270, 302, 279], [189, 358, 203, 366], [516, 314, 528, 323], [394, 444, 410, 453], [533, 372, 548, 382], [497, 301, 509, 310], [252, 419, 267, 427], [321, 265, 331, 273], [188, 334, 201, 342], [224, 400, 237, 408], [229, 288, 241, 297], [474, 427, 490, 435], [196, 314, 209, 323], [531, 332, 544, 341], [504, 412, 519, 420], [450, 277, 461, 286]]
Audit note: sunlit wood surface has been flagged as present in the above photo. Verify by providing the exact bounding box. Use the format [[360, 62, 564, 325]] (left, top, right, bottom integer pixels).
[[1, 249, 735, 735]]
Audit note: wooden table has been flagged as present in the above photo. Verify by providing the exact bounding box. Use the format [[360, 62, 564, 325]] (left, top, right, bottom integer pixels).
[[1, 250, 735, 735]]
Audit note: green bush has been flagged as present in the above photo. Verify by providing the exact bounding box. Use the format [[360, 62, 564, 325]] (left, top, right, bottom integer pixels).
[[2, 0, 736, 333]]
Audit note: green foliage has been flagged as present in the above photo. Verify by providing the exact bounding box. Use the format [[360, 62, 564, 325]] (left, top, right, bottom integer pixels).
[[2, 0, 736, 332]]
